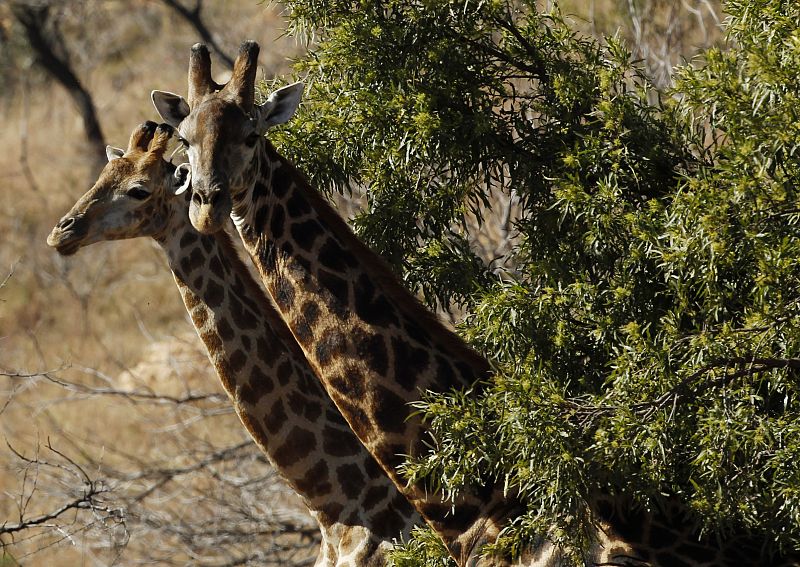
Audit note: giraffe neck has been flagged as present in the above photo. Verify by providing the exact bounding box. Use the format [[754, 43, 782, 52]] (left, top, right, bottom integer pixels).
[[223, 144, 800, 567], [229, 140, 521, 565], [154, 197, 419, 564]]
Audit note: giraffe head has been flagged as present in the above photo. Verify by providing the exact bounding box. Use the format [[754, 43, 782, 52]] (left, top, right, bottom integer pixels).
[[47, 122, 189, 255], [152, 41, 303, 234]]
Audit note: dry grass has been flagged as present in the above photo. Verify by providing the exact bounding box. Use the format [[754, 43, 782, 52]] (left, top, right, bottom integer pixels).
[[0, 2, 312, 565]]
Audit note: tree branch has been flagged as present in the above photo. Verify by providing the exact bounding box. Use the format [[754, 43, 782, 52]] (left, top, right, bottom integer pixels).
[[11, 2, 106, 174], [158, 0, 234, 69], [1, 440, 118, 537], [2, 368, 228, 406], [566, 355, 800, 426]]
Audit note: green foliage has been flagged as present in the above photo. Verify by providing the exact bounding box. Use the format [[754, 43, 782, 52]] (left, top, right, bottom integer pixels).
[[389, 526, 456, 567], [277, 0, 800, 561]]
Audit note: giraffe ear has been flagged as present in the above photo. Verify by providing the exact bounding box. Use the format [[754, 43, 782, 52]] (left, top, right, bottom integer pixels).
[[152, 90, 190, 128], [106, 145, 125, 162], [255, 82, 303, 133], [173, 162, 192, 196]]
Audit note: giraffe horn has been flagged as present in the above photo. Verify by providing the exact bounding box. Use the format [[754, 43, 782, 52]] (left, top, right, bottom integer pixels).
[[127, 121, 158, 153], [188, 43, 217, 107], [147, 124, 175, 158], [224, 40, 260, 110]]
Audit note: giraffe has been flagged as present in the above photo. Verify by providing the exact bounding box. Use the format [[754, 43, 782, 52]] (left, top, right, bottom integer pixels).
[[152, 42, 523, 566], [46, 121, 421, 567], [152, 42, 800, 567]]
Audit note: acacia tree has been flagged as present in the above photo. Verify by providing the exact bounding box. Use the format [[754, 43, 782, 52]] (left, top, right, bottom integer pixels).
[[275, 0, 800, 562]]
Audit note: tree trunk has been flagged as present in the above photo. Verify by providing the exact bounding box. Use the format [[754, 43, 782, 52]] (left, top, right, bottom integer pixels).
[[12, 2, 107, 177]]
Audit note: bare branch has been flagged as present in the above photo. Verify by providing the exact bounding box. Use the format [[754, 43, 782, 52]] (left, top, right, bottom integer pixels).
[[158, 0, 234, 69], [0, 490, 110, 536], [1, 368, 228, 406], [0, 263, 15, 291], [1, 441, 118, 538]]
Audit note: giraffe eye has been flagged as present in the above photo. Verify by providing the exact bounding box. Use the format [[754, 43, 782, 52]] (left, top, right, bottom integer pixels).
[[177, 136, 189, 147], [126, 186, 151, 200]]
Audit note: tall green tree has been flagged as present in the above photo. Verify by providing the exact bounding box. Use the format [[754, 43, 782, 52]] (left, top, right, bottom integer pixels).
[[275, 0, 800, 561]]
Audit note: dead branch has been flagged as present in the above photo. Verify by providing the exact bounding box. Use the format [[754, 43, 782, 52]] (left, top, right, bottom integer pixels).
[[40, 370, 227, 405], [0, 264, 15, 291], [119, 440, 254, 501], [1, 424, 319, 564], [622, 0, 722, 87], [1, 440, 121, 538], [1, 367, 228, 406]]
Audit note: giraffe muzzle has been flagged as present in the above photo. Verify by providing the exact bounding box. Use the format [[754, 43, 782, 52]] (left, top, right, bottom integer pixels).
[[188, 187, 232, 234], [47, 215, 89, 256], [191, 187, 225, 207], [56, 216, 76, 231]]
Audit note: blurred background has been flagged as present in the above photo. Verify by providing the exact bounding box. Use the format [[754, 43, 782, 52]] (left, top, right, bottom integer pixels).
[[0, 1, 720, 565]]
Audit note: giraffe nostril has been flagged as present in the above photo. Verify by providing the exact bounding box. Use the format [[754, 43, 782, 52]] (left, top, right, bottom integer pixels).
[[192, 192, 203, 206], [209, 191, 222, 206], [58, 217, 76, 230]]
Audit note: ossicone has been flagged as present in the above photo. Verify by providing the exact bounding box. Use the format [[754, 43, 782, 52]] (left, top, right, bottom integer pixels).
[[188, 43, 220, 106], [224, 39, 261, 110]]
